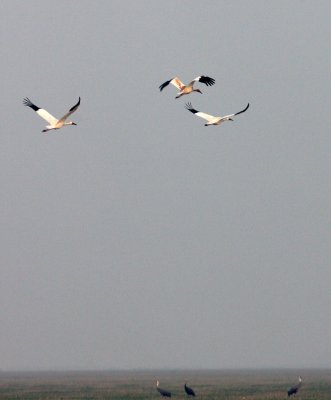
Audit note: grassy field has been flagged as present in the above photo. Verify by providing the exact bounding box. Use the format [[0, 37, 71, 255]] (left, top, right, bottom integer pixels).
[[0, 369, 330, 399]]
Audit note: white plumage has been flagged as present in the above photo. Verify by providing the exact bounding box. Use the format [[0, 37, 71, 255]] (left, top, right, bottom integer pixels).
[[185, 102, 249, 126], [23, 97, 80, 132], [159, 76, 215, 99]]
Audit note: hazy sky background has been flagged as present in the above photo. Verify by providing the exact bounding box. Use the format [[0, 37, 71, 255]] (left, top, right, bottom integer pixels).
[[1, 1, 331, 370]]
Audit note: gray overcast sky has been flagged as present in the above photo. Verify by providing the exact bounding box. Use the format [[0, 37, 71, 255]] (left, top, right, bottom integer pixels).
[[1, 0, 331, 370]]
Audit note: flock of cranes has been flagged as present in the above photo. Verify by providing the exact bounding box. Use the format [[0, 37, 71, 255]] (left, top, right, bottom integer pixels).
[[23, 74, 249, 132], [23, 83, 303, 400], [156, 377, 303, 398], [159, 74, 249, 127]]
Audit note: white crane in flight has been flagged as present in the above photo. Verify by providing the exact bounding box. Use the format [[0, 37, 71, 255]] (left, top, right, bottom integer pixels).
[[185, 102, 249, 126], [23, 97, 80, 132], [159, 75, 215, 98]]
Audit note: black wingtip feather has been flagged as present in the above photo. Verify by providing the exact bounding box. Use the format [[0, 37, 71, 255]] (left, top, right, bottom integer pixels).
[[199, 76, 215, 86], [159, 79, 172, 91], [69, 97, 81, 112], [185, 102, 199, 114], [23, 97, 40, 111], [234, 103, 249, 116]]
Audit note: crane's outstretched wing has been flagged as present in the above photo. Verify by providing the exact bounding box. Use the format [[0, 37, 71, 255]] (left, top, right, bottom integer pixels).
[[218, 103, 249, 121], [234, 103, 249, 116], [185, 102, 215, 122], [57, 97, 81, 124], [191, 75, 215, 87], [159, 77, 185, 91], [23, 97, 58, 126], [220, 103, 250, 120]]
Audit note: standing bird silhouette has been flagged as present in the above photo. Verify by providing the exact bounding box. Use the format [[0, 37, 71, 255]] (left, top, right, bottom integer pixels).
[[184, 383, 196, 396], [287, 376, 302, 397], [156, 381, 171, 397]]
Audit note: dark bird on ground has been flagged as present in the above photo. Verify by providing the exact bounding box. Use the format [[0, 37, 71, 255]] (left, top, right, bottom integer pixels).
[[287, 376, 302, 397], [156, 380, 171, 397], [184, 383, 196, 396]]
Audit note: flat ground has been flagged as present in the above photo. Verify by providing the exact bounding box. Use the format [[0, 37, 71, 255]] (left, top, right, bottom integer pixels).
[[0, 369, 330, 399]]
